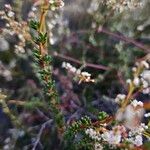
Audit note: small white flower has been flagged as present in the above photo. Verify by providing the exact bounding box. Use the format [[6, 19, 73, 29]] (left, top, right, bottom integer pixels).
[[6, 23, 10, 27], [115, 94, 126, 103], [141, 70, 150, 84], [141, 61, 149, 69], [133, 135, 143, 146], [133, 77, 140, 87], [14, 45, 25, 53], [49, 0, 55, 4], [141, 78, 149, 88], [81, 72, 91, 77], [62, 62, 66, 68], [3, 145, 10, 150], [137, 101, 143, 107], [76, 69, 81, 75], [102, 131, 121, 145], [132, 67, 137, 72], [143, 88, 150, 94], [144, 113, 150, 118], [137, 25, 144, 31], [4, 4, 11, 10], [141, 123, 148, 129], [131, 99, 138, 107], [31, 6, 37, 12], [126, 79, 131, 84], [85, 128, 101, 141], [94, 143, 103, 150], [131, 99, 143, 108], [18, 34, 25, 42], [135, 62, 140, 66], [4, 138, 10, 144], [7, 11, 14, 18], [70, 67, 76, 73]]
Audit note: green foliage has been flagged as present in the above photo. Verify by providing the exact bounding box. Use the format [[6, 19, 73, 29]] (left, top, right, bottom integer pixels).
[[0, 1, 149, 149], [65, 116, 92, 139], [30, 18, 65, 129], [64, 116, 93, 150], [35, 32, 47, 45], [24, 99, 46, 110], [98, 111, 108, 121], [29, 20, 40, 31]]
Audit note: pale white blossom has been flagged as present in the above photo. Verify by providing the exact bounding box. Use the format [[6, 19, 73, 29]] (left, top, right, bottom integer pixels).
[[131, 99, 143, 108], [81, 71, 91, 77], [85, 128, 101, 141], [133, 135, 143, 146], [132, 67, 137, 72], [141, 70, 150, 84], [102, 130, 121, 145], [94, 143, 103, 150], [144, 112, 150, 118], [62, 62, 94, 83], [141, 61, 149, 69], [115, 94, 126, 103], [133, 77, 140, 87], [7, 11, 14, 18]]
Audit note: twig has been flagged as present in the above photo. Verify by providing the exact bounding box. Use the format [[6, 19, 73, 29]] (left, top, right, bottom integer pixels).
[[98, 27, 150, 53], [53, 52, 111, 71], [69, 28, 150, 52], [117, 71, 127, 91], [32, 119, 53, 150], [36, 108, 50, 121]]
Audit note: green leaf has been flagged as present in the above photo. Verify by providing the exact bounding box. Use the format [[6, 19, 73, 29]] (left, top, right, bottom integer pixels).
[[29, 20, 40, 30]]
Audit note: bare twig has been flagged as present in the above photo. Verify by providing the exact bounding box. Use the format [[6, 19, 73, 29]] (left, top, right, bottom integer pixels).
[[53, 52, 111, 71], [117, 71, 127, 91], [32, 119, 53, 150], [98, 27, 150, 53], [68, 28, 150, 52], [36, 108, 50, 121]]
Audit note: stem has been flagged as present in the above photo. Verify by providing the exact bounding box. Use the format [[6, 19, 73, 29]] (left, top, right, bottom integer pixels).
[[121, 84, 135, 109], [0, 93, 21, 128], [31, 0, 65, 134], [38, 1, 49, 56]]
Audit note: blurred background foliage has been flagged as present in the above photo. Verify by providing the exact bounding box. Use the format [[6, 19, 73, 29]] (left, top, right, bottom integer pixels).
[[0, 0, 150, 149]]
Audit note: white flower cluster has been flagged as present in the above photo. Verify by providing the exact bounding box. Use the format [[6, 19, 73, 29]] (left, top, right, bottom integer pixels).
[[127, 60, 150, 94], [131, 99, 143, 108], [102, 130, 121, 145], [0, 61, 12, 81], [141, 70, 150, 94], [62, 62, 79, 74], [0, 4, 29, 54], [49, 0, 64, 11], [62, 62, 95, 83], [127, 135, 143, 147], [102, 0, 143, 12], [87, 0, 100, 14], [133, 77, 140, 87], [136, 61, 149, 93], [4, 4, 15, 18], [28, 5, 37, 19], [115, 94, 126, 103], [94, 143, 103, 150], [85, 128, 101, 141], [127, 123, 148, 146], [85, 123, 148, 148], [102, 125, 126, 145], [144, 112, 150, 118], [129, 123, 148, 136]]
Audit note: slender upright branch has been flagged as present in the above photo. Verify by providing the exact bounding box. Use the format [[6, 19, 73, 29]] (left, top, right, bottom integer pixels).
[[30, 0, 65, 134]]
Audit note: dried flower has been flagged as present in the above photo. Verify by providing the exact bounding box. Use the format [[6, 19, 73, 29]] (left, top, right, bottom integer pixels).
[[62, 62, 95, 84]]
